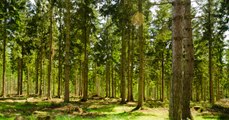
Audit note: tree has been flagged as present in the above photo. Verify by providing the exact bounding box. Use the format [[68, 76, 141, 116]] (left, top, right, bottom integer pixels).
[[127, 26, 134, 102], [47, 0, 54, 100], [169, 0, 183, 119], [1, 0, 7, 98], [207, 0, 214, 104], [64, 0, 71, 102], [81, 0, 90, 102], [182, 0, 194, 119], [120, 0, 127, 104], [57, 0, 64, 98], [135, 0, 145, 109]]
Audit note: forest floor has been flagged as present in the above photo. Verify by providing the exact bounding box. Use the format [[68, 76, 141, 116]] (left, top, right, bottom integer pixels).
[[0, 96, 229, 120]]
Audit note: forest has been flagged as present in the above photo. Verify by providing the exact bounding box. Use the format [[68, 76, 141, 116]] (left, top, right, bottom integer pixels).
[[0, 0, 228, 119]]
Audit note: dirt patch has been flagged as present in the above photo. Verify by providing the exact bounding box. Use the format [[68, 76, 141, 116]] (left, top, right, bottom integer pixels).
[[54, 103, 83, 114]]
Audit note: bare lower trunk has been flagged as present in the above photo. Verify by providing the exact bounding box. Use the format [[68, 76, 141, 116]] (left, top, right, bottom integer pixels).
[[208, 0, 214, 104], [161, 52, 164, 102], [27, 67, 30, 97], [79, 62, 83, 96], [182, 0, 194, 119], [136, 0, 144, 109], [2, 17, 6, 98], [57, 0, 63, 98], [64, 0, 71, 102], [111, 63, 115, 98], [169, 0, 184, 119], [47, 3, 53, 100], [18, 58, 23, 96], [35, 54, 39, 95], [127, 28, 134, 102], [106, 62, 110, 97], [82, 25, 89, 102], [39, 48, 43, 97]]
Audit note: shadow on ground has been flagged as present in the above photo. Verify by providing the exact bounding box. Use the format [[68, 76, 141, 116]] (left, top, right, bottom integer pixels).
[[0, 97, 229, 120]]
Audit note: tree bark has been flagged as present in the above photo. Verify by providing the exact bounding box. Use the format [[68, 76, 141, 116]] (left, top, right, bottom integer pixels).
[[81, 4, 89, 101], [130, 27, 134, 101], [161, 52, 164, 102], [39, 47, 43, 96], [182, 0, 194, 119], [57, 1, 63, 98], [208, 0, 214, 104], [35, 53, 39, 95], [120, 0, 127, 104], [2, 14, 6, 98], [47, 1, 53, 100], [75, 64, 78, 97], [106, 61, 110, 97], [111, 59, 115, 98], [64, 0, 71, 102], [169, 0, 184, 119], [27, 67, 30, 97], [79, 61, 83, 96], [136, 0, 144, 109], [127, 27, 134, 102], [20, 51, 23, 95], [18, 58, 23, 96]]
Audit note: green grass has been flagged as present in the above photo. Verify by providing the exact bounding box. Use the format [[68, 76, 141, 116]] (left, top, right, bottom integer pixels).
[[55, 112, 160, 120], [194, 115, 229, 120], [0, 98, 228, 120]]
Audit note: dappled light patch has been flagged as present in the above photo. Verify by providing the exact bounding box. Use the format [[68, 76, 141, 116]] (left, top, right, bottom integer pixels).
[[126, 102, 137, 107], [215, 99, 229, 108], [113, 105, 134, 113], [0, 97, 228, 119], [54, 103, 83, 114]]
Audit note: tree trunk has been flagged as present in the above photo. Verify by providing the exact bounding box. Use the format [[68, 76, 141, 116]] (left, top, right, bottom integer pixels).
[[79, 61, 83, 96], [64, 0, 71, 102], [161, 52, 164, 102], [2, 15, 6, 98], [75, 65, 78, 97], [130, 27, 135, 101], [127, 28, 131, 101], [127, 27, 134, 102], [113, 70, 116, 98], [81, 7, 89, 101], [47, 1, 53, 100], [96, 73, 100, 97], [169, 0, 184, 119], [120, 0, 127, 104], [18, 58, 23, 96], [39, 47, 43, 97], [57, 0, 63, 98], [111, 61, 115, 98], [196, 85, 200, 101], [217, 64, 222, 100], [208, 0, 214, 104], [203, 80, 206, 101], [156, 80, 158, 100], [82, 30, 89, 101], [20, 56, 23, 95], [136, 0, 144, 109], [182, 0, 194, 119], [35, 53, 39, 95], [200, 75, 203, 100], [27, 67, 30, 97], [127, 28, 134, 102], [106, 62, 110, 97]]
